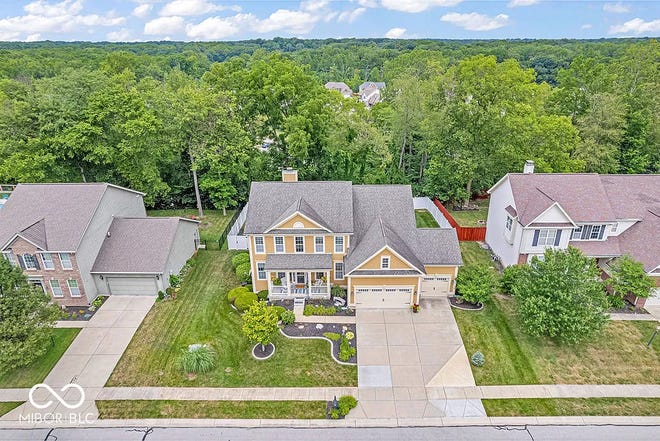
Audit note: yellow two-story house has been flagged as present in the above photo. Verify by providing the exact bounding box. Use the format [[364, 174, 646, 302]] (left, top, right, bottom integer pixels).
[[244, 169, 463, 309]]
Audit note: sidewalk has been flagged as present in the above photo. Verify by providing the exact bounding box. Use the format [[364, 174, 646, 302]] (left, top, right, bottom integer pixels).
[[608, 313, 656, 321]]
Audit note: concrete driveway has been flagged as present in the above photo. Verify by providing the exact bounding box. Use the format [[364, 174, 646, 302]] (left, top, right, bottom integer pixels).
[[2, 296, 154, 422], [352, 299, 485, 420]]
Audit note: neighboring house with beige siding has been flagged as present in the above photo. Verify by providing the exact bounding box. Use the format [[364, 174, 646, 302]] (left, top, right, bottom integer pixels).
[[243, 171, 462, 309]]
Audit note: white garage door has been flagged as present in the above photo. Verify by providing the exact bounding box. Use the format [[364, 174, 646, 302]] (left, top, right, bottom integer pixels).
[[355, 286, 413, 309], [646, 288, 660, 306], [421, 275, 451, 298], [107, 276, 158, 296]]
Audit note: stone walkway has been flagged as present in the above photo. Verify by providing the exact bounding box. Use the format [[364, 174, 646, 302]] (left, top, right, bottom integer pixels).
[[1, 296, 154, 422], [608, 313, 656, 321], [644, 304, 660, 322]]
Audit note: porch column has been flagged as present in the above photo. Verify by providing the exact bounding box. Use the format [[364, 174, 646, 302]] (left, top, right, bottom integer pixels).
[[287, 272, 292, 295], [267, 271, 271, 293], [308, 271, 312, 295], [327, 271, 331, 296]]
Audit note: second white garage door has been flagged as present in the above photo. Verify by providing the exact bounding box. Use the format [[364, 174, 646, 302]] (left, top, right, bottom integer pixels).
[[420, 275, 451, 298], [107, 276, 158, 296], [355, 286, 413, 309]]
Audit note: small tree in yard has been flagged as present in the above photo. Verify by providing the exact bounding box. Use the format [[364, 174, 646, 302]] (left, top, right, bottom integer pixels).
[[242, 301, 280, 351], [607, 255, 654, 308], [456, 264, 497, 305], [512, 247, 608, 345], [0, 259, 61, 374]]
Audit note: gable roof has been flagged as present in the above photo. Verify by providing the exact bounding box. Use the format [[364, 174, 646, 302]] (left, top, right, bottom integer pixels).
[[244, 181, 354, 234], [265, 197, 331, 232], [325, 82, 352, 94], [359, 82, 385, 92], [0, 183, 141, 252], [91, 217, 195, 273]]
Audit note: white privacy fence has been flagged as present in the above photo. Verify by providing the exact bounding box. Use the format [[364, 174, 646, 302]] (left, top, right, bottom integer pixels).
[[413, 197, 452, 229], [227, 203, 249, 250]]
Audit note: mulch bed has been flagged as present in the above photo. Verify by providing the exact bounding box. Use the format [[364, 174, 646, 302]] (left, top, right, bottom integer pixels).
[[449, 296, 484, 311], [609, 299, 649, 315], [270, 299, 355, 317], [252, 343, 275, 360], [282, 322, 357, 364], [59, 296, 108, 321]]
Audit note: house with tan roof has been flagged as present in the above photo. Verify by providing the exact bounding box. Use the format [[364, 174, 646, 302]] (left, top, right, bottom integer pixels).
[[324, 81, 353, 98], [0, 183, 200, 306], [244, 169, 462, 308], [486, 161, 660, 305]]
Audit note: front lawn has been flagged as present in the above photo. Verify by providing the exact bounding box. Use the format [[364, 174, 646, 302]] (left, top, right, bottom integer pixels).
[[0, 328, 80, 388], [484, 398, 660, 417], [459, 242, 496, 267], [0, 402, 22, 417], [415, 209, 440, 228], [453, 295, 660, 385], [97, 400, 327, 419], [107, 250, 357, 387], [446, 198, 489, 227], [148, 209, 235, 250]]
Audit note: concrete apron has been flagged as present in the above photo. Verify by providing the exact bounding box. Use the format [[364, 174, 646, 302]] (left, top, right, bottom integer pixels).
[[353, 299, 485, 419]]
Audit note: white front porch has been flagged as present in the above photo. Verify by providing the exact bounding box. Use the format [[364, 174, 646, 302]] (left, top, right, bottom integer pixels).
[[268, 270, 331, 299]]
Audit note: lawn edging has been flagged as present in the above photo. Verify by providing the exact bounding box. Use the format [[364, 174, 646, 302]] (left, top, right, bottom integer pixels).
[[278, 329, 357, 366]]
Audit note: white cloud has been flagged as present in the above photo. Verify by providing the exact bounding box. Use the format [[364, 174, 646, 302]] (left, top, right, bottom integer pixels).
[[160, 0, 239, 17], [301, 0, 330, 12], [381, 0, 462, 13], [385, 27, 407, 38], [185, 13, 251, 39], [132, 4, 153, 18], [25, 33, 42, 42], [441, 12, 509, 31], [337, 8, 366, 23], [24, 0, 83, 17], [356, 0, 378, 7], [107, 28, 132, 41], [581, 23, 593, 29], [144, 15, 185, 34], [609, 17, 660, 35], [508, 0, 539, 7], [253, 9, 319, 34], [603, 2, 631, 14]]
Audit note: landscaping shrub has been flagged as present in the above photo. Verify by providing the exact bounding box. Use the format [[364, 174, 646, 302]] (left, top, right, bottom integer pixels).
[[607, 255, 654, 308], [471, 351, 485, 367], [227, 286, 248, 303], [331, 286, 347, 299], [344, 331, 354, 340], [169, 274, 181, 289], [231, 253, 250, 268], [257, 289, 269, 300], [177, 345, 217, 374], [272, 305, 286, 318], [338, 336, 356, 361], [157, 291, 165, 302], [242, 301, 280, 351], [245, 284, 253, 291], [235, 262, 252, 283], [500, 265, 526, 295], [323, 332, 341, 341], [457, 264, 496, 305], [338, 396, 358, 416], [234, 292, 258, 312], [280, 310, 296, 325], [303, 304, 336, 316]]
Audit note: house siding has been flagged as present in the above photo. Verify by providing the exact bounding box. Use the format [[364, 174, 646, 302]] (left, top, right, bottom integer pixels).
[[162, 220, 199, 290], [486, 178, 521, 267], [356, 248, 415, 270]]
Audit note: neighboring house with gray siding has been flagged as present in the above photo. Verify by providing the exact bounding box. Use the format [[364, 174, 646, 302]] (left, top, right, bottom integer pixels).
[[0, 183, 199, 306]]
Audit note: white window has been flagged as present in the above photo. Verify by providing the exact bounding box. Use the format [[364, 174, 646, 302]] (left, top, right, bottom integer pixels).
[[294, 236, 305, 253], [572, 225, 583, 240], [59, 253, 73, 269], [571, 224, 606, 241], [314, 236, 324, 253], [50, 280, 63, 297], [274, 236, 285, 253], [381, 256, 390, 269], [334, 236, 344, 253], [67, 279, 81, 297], [41, 253, 54, 270], [536, 229, 557, 246], [293, 221, 304, 229], [22, 254, 37, 270], [505, 216, 513, 231], [254, 236, 265, 254], [334, 262, 344, 280], [296, 272, 306, 284], [257, 262, 266, 280], [2, 252, 16, 266], [611, 223, 618, 233], [590, 225, 602, 239]]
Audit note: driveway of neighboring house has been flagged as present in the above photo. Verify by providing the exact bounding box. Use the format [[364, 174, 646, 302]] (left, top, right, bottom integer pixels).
[[352, 299, 486, 420], [1, 296, 154, 422]]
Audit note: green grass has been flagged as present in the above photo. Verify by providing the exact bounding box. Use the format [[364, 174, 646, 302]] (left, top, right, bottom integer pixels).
[[0, 328, 80, 388], [97, 400, 327, 419], [484, 398, 660, 417], [415, 210, 440, 228], [107, 250, 357, 387], [0, 402, 22, 417], [148, 209, 235, 250], [459, 242, 496, 267], [446, 199, 489, 227], [453, 295, 660, 385]]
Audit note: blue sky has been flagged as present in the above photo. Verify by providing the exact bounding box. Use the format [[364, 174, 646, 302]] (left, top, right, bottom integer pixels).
[[0, 1, 658, 42]]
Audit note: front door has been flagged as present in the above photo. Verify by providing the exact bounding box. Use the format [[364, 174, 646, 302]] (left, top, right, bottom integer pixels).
[[295, 272, 307, 285]]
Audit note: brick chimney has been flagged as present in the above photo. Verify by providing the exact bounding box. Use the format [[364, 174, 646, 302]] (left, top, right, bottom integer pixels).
[[523, 160, 535, 174], [282, 168, 298, 182]]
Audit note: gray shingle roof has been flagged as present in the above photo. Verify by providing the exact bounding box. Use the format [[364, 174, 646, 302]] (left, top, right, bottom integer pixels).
[[91, 217, 191, 273], [264, 254, 332, 271], [244, 181, 354, 234], [266, 197, 331, 232], [0, 183, 110, 251], [19, 218, 48, 250], [414, 229, 463, 266]]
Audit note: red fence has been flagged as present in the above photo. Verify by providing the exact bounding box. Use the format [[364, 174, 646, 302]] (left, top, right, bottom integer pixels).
[[433, 198, 487, 242]]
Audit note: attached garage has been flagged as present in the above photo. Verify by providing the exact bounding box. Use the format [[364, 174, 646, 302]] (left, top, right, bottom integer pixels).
[[420, 275, 451, 298], [646, 288, 660, 306], [354, 286, 413, 309], [107, 276, 158, 296]]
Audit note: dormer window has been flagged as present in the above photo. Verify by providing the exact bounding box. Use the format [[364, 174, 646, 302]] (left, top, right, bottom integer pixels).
[[572, 224, 606, 241], [381, 256, 390, 269]]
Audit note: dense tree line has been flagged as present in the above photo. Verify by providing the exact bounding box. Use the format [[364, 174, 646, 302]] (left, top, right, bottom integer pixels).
[[0, 38, 656, 210]]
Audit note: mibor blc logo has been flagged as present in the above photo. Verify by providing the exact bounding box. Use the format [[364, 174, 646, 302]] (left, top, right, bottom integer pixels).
[[22, 383, 93, 424], [29, 383, 86, 409]]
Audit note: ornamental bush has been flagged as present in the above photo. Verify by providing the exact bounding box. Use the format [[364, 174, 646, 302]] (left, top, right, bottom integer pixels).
[[272, 305, 286, 318], [234, 291, 258, 311], [303, 304, 336, 316], [242, 301, 280, 351], [231, 253, 250, 268], [337, 395, 358, 416], [338, 336, 356, 361], [280, 310, 296, 325], [331, 286, 347, 299], [257, 289, 269, 300], [177, 345, 217, 374], [471, 351, 485, 367], [607, 254, 654, 308], [323, 332, 341, 341], [500, 264, 526, 295], [227, 286, 248, 303], [456, 264, 497, 305], [235, 262, 251, 283]]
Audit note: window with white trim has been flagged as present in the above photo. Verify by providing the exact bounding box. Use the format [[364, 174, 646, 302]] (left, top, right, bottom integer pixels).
[[381, 256, 390, 269], [50, 280, 63, 297], [536, 229, 557, 246], [67, 279, 81, 297], [59, 253, 73, 269], [294, 236, 304, 253], [334, 236, 344, 253], [22, 254, 37, 270], [2, 252, 16, 266], [41, 253, 54, 269], [334, 262, 344, 280], [254, 236, 265, 254], [505, 216, 513, 231], [314, 236, 324, 253], [274, 236, 285, 253], [571, 224, 606, 241], [293, 221, 304, 229], [256, 262, 266, 280]]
